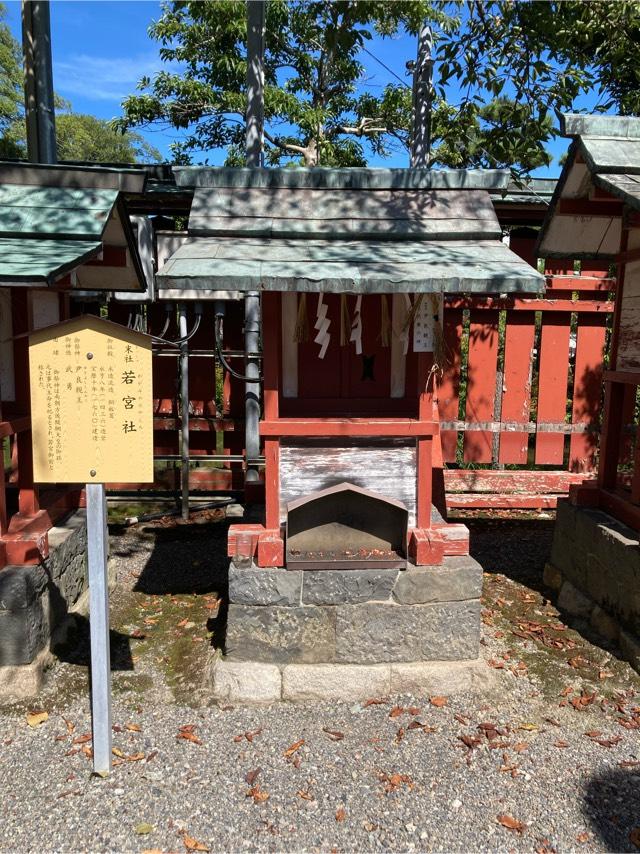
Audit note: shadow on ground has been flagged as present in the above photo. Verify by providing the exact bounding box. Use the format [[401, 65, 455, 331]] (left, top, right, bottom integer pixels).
[[584, 768, 640, 851]]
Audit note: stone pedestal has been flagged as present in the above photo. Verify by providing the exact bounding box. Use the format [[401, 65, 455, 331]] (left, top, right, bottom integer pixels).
[[0, 511, 89, 701], [545, 499, 640, 673], [212, 555, 485, 703]]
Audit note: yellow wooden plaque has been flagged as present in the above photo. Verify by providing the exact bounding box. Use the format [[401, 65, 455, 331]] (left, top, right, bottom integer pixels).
[[29, 315, 153, 484]]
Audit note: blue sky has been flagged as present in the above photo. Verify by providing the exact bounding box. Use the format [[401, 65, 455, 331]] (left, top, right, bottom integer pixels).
[[4, 0, 598, 176]]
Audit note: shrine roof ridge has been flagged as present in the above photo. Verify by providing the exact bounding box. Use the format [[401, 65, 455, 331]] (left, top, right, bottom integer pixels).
[[561, 114, 640, 141], [173, 167, 511, 191]]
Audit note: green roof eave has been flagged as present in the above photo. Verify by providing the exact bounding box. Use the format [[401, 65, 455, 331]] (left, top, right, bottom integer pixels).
[[157, 237, 545, 295], [0, 237, 102, 284]]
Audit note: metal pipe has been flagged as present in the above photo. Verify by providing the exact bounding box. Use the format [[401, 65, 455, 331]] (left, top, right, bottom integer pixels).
[[21, 0, 57, 164], [244, 292, 261, 483], [178, 304, 190, 520]]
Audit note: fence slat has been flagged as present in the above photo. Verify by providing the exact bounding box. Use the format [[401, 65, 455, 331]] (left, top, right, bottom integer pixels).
[[499, 311, 536, 464], [535, 312, 571, 465], [569, 314, 607, 472], [439, 308, 463, 462], [463, 310, 499, 463]]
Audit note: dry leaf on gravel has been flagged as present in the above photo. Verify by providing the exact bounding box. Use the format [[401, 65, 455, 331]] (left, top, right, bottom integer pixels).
[[125, 723, 142, 732], [246, 785, 269, 803], [72, 733, 92, 745], [297, 789, 314, 801], [497, 814, 526, 833], [363, 698, 385, 707], [430, 696, 447, 707], [322, 728, 344, 741], [26, 711, 48, 728], [135, 823, 154, 835], [389, 706, 404, 718], [245, 768, 261, 786], [283, 739, 304, 758], [177, 726, 202, 746], [335, 807, 346, 822], [180, 830, 210, 852], [576, 832, 590, 843]]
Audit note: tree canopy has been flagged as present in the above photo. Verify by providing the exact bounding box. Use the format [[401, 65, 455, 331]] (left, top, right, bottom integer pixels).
[[0, 2, 161, 164], [118, 0, 640, 173]]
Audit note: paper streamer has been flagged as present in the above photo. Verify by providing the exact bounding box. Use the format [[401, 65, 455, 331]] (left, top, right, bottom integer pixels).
[[314, 293, 331, 359], [349, 294, 363, 355]]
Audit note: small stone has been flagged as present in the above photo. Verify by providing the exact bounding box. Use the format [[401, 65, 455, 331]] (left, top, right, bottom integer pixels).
[[452, 799, 462, 811], [406, 823, 416, 833]]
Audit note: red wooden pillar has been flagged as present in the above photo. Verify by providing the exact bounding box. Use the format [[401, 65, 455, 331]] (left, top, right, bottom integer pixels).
[[262, 292, 280, 532]]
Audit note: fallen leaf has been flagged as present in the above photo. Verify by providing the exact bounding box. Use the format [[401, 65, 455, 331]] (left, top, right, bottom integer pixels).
[[335, 807, 346, 822], [363, 698, 385, 707], [513, 742, 529, 753], [430, 696, 447, 708], [246, 785, 269, 803], [135, 823, 154, 835], [245, 768, 261, 785], [72, 733, 92, 745], [619, 759, 640, 768], [112, 747, 125, 758], [177, 725, 202, 746], [554, 740, 569, 748], [26, 711, 49, 728], [497, 814, 526, 833], [576, 832, 590, 844], [407, 706, 421, 716], [630, 828, 640, 851], [180, 830, 210, 852], [297, 788, 314, 800], [389, 706, 404, 718], [283, 739, 304, 758], [125, 723, 142, 733], [322, 728, 344, 741], [62, 717, 75, 734], [126, 752, 145, 762], [518, 722, 539, 731], [395, 727, 405, 743]]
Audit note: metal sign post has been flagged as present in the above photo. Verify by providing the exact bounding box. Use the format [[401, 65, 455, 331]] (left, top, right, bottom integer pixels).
[[86, 482, 112, 774]]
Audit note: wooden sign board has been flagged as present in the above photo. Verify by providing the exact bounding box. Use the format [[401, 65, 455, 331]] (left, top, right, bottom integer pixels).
[[29, 315, 153, 484]]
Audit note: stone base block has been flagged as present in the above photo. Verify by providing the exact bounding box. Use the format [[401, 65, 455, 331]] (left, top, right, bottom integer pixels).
[[0, 647, 52, 703], [210, 658, 494, 704], [542, 562, 563, 592], [408, 528, 445, 565], [211, 660, 282, 704], [390, 658, 493, 695], [282, 663, 389, 702]]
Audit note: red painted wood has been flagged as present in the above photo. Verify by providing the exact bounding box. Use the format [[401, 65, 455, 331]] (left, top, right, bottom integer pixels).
[[444, 469, 590, 493], [463, 310, 499, 463], [598, 381, 626, 490], [499, 311, 535, 464], [262, 292, 280, 421], [260, 419, 438, 437], [447, 494, 560, 509], [264, 438, 280, 530], [445, 297, 613, 313], [569, 315, 607, 472], [85, 245, 127, 267], [438, 308, 463, 463], [416, 437, 433, 528], [544, 258, 574, 275], [535, 312, 571, 465]]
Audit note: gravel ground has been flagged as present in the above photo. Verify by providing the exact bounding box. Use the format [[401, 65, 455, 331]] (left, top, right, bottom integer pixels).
[[1, 513, 640, 854]]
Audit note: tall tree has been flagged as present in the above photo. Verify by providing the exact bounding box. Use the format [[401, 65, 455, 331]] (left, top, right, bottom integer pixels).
[[55, 110, 161, 163], [118, 0, 640, 173]]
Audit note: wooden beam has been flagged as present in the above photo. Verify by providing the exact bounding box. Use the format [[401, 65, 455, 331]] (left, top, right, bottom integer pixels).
[[259, 419, 439, 437], [558, 198, 623, 217]]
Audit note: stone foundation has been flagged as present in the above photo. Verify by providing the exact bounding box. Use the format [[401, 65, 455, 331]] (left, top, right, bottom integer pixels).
[[214, 554, 484, 702], [0, 511, 88, 701], [545, 499, 640, 673]]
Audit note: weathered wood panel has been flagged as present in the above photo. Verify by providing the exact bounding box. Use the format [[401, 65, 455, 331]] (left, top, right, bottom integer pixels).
[[279, 440, 416, 526], [499, 311, 535, 464], [535, 313, 571, 464], [463, 310, 499, 463]]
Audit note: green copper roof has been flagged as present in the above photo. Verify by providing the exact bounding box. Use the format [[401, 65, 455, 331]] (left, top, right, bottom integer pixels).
[[0, 238, 102, 284], [157, 237, 544, 294], [0, 184, 119, 239]]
